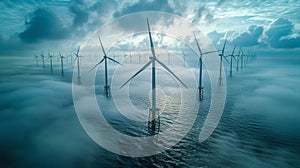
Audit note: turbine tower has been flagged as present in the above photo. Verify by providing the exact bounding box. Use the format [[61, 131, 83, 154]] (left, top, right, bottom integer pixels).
[[89, 35, 123, 97], [194, 33, 219, 101], [120, 18, 187, 131], [218, 40, 229, 85]]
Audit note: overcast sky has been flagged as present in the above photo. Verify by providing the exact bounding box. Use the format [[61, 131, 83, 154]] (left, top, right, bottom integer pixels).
[[0, 0, 300, 56]]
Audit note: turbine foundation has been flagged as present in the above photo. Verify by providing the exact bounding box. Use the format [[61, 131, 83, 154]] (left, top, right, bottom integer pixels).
[[148, 108, 160, 134], [104, 85, 110, 97]]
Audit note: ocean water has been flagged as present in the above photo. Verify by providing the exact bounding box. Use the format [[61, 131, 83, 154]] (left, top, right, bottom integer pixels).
[[0, 55, 299, 167]]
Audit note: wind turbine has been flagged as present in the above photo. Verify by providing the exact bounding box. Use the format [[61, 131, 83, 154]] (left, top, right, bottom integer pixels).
[[120, 18, 187, 131], [182, 49, 186, 67], [138, 52, 142, 64], [58, 52, 65, 76], [89, 35, 123, 97], [40, 52, 45, 69], [67, 52, 73, 64], [217, 40, 230, 85], [240, 50, 244, 70], [74, 47, 82, 81], [193, 33, 219, 101], [225, 44, 237, 77], [48, 51, 54, 74], [129, 51, 132, 64], [34, 54, 39, 67], [235, 49, 241, 72], [123, 54, 128, 63]]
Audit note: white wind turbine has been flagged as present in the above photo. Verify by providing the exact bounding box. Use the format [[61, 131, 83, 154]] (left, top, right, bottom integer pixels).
[[120, 18, 187, 130], [89, 35, 123, 97], [225, 44, 237, 77], [74, 47, 82, 81], [48, 51, 54, 74], [217, 40, 230, 85], [34, 54, 39, 67], [58, 52, 66, 76], [235, 48, 242, 72], [194, 33, 219, 100], [182, 49, 186, 67], [40, 52, 45, 69]]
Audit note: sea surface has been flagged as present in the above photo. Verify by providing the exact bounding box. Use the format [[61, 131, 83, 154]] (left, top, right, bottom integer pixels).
[[0, 55, 299, 167]]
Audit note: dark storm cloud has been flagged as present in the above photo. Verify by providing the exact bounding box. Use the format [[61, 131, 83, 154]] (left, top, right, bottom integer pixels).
[[231, 25, 264, 47], [19, 8, 69, 43], [0, 33, 37, 56], [265, 18, 300, 48], [113, 0, 175, 18], [69, 0, 89, 28]]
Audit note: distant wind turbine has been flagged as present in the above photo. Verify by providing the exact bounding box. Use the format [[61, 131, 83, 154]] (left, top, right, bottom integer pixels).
[[89, 35, 123, 97], [138, 52, 142, 64], [120, 18, 187, 131], [167, 52, 171, 65], [48, 51, 54, 74], [225, 44, 237, 77], [182, 49, 186, 67], [194, 33, 219, 100], [217, 40, 230, 85], [34, 54, 39, 67], [240, 50, 244, 70], [129, 51, 132, 64], [235, 49, 241, 72], [74, 47, 82, 81], [68, 52, 73, 64], [58, 52, 65, 76], [40, 52, 45, 69]]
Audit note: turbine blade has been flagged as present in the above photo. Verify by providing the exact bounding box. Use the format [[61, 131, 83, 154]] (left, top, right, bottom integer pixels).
[[193, 32, 203, 56], [202, 50, 218, 55], [232, 55, 237, 61], [89, 58, 105, 72], [222, 55, 230, 64], [106, 56, 124, 66], [155, 58, 188, 88], [147, 18, 156, 58], [120, 60, 152, 89], [222, 39, 227, 54], [98, 35, 107, 56], [232, 44, 237, 55], [76, 46, 80, 56]]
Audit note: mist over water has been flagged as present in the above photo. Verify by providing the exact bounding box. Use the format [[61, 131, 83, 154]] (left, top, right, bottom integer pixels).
[[0, 55, 299, 167]]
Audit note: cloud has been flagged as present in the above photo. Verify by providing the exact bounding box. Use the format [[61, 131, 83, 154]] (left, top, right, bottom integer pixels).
[[231, 25, 264, 47], [69, 0, 89, 28], [19, 8, 69, 43], [192, 5, 214, 24], [0, 63, 108, 167], [265, 18, 300, 48], [113, 0, 175, 18], [207, 30, 225, 46]]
